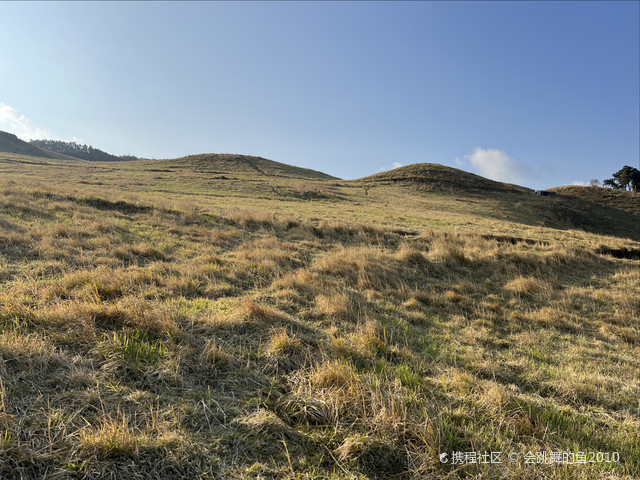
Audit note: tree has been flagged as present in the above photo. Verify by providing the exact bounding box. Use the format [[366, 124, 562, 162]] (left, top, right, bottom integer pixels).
[[589, 179, 601, 187], [603, 165, 640, 192]]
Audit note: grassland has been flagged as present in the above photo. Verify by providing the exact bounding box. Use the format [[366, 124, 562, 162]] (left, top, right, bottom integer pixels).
[[550, 185, 640, 216], [0, 152, 638, 479]]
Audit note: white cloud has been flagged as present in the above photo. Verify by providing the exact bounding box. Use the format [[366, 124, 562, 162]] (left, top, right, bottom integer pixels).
[[571, 180, 590, 186], [377, 161, 404, 172], [464, 147, 532, 184], [0, 102, 53, 140]]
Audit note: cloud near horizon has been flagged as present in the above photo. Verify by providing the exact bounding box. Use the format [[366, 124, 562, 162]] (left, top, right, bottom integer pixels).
[[377, 161, 404, 173], [464, 147, 533, 184], [0, 103, 53, 140]]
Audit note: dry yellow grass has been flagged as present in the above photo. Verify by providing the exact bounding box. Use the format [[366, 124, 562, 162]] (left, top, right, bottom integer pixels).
[[0, 174, 638, 479]]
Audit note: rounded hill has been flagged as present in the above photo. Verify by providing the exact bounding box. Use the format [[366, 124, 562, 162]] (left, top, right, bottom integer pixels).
[[157, 153, 338, 180], [360, 163, 531, 194]]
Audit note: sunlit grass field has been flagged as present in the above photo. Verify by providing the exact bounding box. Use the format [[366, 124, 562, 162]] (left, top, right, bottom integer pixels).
[[0, 153, 638, 479]]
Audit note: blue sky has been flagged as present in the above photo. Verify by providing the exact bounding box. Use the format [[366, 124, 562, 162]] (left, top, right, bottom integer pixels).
[[1, 1, 638, 188]]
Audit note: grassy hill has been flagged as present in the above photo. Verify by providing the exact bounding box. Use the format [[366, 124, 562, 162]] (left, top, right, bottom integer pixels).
[[162, 153, 339, 180], [361, 162, 531, 194], [30, 139, 126, 162], [358, 163, 639, 241], [0, 153, 636, 240], [551, 185, 640, 216], [0, 131, 79, 161], [0, 153, 638, 479]]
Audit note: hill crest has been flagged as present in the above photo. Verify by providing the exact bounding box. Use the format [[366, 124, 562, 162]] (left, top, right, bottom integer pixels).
[[361, 162, 532, 194], [159, 153, 339, 180]]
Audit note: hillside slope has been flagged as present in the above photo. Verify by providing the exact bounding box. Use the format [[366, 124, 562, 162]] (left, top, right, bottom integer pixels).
[[551, 185, 640, 216], [30, 139, 125, 162], [0, 180, 638, 479], [0, 153, 638, 240], [360, 163, 531, 194], [160, 153, 339, 180], [355, 163, 639, 240], [0, 131, 79, 160]]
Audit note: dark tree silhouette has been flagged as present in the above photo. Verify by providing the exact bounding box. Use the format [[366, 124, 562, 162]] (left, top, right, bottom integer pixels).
[[604, 165, 640, 192]]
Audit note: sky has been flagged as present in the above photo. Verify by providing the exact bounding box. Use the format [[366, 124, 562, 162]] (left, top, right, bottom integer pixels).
[[0, 1, 638, 188]]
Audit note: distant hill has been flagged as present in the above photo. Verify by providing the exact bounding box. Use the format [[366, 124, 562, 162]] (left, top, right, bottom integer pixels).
[[361, 163, 531, 194], [360, 163, 638, 239], [551, 185, 640, 216], [0, 131, 79, 160], [30, 139, 125, 162], [118, 154, 154, 161], [159, 153, 339, 180]]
